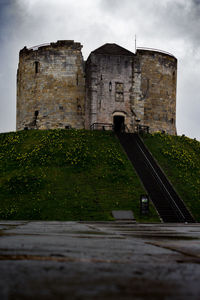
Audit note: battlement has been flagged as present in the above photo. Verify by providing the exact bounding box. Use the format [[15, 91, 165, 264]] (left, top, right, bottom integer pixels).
[[20, 40, 83, 56], [136, 47, 177, 61]]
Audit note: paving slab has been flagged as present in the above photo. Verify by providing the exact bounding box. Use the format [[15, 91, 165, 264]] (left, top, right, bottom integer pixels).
[[0, 221, 200, 299], [111, 210, 135, 220]]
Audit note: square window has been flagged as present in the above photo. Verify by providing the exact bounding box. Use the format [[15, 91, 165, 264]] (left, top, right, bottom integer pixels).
[[116, 83, 124, 92], [115, 83, 124, 102]]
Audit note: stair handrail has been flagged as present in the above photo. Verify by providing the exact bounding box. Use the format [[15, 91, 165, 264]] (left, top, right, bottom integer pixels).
[[135, 134, 186, 222], [124, 125, 130, 133], [136, 124, 149, 134]]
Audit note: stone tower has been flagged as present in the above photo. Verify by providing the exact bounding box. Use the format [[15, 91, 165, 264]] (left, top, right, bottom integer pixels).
[[133, 49, 177, 134], [85, 44, 177, 134], [17, 40, 85, 130], [17, 41, 177, 135], [85, 44, 135, 131]]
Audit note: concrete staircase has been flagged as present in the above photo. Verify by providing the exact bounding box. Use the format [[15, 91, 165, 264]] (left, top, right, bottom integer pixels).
[[117, 133, 195, 223]]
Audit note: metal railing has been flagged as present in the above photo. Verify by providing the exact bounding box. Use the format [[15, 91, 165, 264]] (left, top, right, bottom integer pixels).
[[90, 123, 113, 131], [124, 124, 130, 133], [136, 47, 176, 58], [90, 122, 149, 134], [134, 134, 188, 222], [90, 123, 132, 133], [28, 43, 51, 51], [136, 124, 149, 134]]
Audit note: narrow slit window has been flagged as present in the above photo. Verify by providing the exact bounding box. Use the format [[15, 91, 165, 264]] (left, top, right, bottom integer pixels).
[[109, 81, 112, 92], [35, 61, 39, 74], [76, 74, 79, 86]]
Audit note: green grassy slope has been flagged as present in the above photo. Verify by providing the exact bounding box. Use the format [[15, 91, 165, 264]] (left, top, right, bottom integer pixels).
[[0, 129, 159, 222], [142, 132, 200, 221]]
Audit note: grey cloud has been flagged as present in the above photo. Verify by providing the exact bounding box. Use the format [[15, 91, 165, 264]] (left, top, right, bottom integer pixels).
[[158, 1, 200, 46], [0, 0, 200, 139], [193, 0, 200, 5], [99, 0, 200, 46]]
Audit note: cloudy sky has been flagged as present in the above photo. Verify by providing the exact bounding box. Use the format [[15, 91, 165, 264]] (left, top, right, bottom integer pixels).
[[0, 0, 200, 139]]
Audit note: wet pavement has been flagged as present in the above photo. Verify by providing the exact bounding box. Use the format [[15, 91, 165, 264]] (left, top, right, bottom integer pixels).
[[0, 221, 200, 299]]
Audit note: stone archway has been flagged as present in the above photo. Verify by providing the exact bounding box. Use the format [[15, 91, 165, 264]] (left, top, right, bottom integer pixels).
[[113, 115, 125, 132], [112, 111, 126, 132]]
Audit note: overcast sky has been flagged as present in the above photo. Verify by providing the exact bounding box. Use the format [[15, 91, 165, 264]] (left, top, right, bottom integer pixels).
[[0, 0, 200, 139]]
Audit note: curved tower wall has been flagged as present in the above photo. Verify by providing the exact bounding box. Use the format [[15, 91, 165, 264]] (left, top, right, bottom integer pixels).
[[134, 50, 177, 134], [17, 40, 85, 130]]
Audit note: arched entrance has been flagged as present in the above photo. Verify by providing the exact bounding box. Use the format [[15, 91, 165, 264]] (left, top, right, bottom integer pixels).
[[113, 115, 125, 132]]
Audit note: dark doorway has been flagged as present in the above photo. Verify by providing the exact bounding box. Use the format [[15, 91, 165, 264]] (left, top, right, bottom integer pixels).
[[113, 116, 125, 132]]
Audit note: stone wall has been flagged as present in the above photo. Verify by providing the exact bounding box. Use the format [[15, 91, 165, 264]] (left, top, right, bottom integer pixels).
[[85, 53, 134, 131], [134, 50, 177, 134], [17, 40, 85, 130]]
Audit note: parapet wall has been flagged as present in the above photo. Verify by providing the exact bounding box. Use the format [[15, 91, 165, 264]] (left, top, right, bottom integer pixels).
[[17, 40, 85, 130]]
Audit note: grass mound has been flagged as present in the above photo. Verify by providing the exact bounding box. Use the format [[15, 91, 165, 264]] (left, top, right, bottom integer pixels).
[[142, 133, 200, 221], [0, 129, 159, 222]]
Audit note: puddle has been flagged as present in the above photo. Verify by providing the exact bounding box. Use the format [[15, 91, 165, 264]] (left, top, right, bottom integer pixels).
[[73, 231, 110, 235], [126, 234, 198, 240], [71, 235, 125, 239], [146, 241, 200, 258], [0, 254, 128, 264], [176, 258, 200, 264], [0, 230, 14, 237]]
